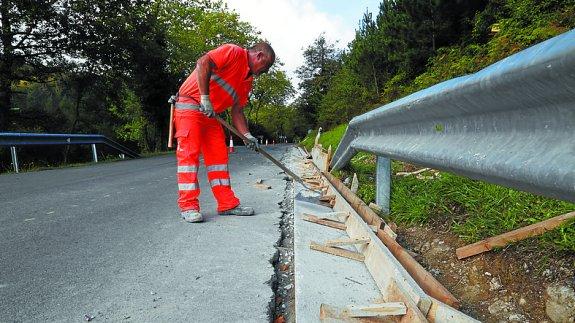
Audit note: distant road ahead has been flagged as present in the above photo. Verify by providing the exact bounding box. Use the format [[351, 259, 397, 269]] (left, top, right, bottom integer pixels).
[[0, 146, 290, 322]]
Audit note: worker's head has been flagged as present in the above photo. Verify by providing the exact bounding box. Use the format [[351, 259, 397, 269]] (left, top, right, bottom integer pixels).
[[248, 42, 275, 76]]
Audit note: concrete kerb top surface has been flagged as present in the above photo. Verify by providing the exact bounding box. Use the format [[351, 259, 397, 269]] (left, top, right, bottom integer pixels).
[[289, 150, 382, 321]]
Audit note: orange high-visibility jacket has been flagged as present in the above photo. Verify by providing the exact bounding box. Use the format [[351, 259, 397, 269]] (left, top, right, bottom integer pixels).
[[176, 44, 253, 115]]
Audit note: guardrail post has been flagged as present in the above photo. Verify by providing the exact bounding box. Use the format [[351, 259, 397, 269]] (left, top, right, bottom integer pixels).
[[91, 144, 98, 163], [376, 156, 391, 214], [10, 146, 19, 173]]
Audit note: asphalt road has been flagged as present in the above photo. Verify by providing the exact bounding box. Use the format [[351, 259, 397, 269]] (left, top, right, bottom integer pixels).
[[0, 145, 290, 322]]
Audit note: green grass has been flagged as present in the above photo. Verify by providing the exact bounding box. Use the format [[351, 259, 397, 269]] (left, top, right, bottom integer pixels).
[[301, 125, 575, 252], [301, 124, 348, 152], [390, 172, 575, 251]]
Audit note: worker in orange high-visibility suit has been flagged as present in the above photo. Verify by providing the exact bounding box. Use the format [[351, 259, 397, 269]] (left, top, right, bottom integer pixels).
[[173, 42, 275, 223]]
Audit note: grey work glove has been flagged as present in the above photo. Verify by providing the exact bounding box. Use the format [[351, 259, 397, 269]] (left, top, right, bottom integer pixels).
[[200, 94, 215, 118], [168, 95, 176, 105], [243, 133, 259, 151]]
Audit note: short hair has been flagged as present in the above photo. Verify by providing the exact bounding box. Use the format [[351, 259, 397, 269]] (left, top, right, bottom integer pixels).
[[250, 42, 275, 66]]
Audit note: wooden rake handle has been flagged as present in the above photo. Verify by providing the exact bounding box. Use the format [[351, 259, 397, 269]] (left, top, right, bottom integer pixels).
[[214, 116, 310, 188], [167, 103, 175, 148]]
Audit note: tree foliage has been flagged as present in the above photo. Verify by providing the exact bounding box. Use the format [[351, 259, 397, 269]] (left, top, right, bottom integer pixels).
[[1, 0, 283, 161], [294, 34, 341, 131], [293, 0, 574, 134], [2, 0, 574, 171], [245, 66, 296, 139], [0, 0, 72, 129], [159, 0, 258, 76]]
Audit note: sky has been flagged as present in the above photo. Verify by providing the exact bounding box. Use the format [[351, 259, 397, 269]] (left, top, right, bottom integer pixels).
[[221, 0, 381, 87]]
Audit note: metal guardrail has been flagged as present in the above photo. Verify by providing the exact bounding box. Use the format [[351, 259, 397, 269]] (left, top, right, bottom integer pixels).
[[0, 132, 140, 173], [331, 29, 575, 206]]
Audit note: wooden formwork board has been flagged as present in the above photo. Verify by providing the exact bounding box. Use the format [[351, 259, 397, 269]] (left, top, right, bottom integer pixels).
[[322, 171, 461, 310], [337, 193, 432, 316], [308, 145, 478, 323]]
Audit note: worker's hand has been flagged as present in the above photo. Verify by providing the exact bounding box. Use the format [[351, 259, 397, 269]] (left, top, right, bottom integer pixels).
[[243, 133, 259, 151], [200, 95, 215, 118]]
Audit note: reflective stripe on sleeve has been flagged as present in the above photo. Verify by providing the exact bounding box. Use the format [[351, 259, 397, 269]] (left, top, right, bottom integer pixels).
[[178, 165, 199, 173], [206, 164, 228, 172], [209, 178, 231, 187], [178, 183, 199, 190], [211, 74, 239, 105]]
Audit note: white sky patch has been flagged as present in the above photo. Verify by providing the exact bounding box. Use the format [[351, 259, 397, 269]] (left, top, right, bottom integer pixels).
[[222, 0, 366, 87]]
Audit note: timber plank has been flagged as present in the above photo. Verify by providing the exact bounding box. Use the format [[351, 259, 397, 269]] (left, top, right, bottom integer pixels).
[[302, 214, 347, 231], [310, 242, 365, 262], [326, 237, 371, 247], [456, 211, 575, 259]]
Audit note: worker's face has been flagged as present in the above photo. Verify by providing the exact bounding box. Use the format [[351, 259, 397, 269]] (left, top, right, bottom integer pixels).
[[251, 52, 273, 76]]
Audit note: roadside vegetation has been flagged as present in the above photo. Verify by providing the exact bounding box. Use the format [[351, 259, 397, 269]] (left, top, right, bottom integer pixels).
[[1, 0, 294, 172], [4, 0, 574, 175], [298, 0, 575, 253]]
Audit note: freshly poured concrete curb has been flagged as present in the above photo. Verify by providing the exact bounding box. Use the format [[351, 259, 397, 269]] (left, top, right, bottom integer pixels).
[[293, 182, 381, 321]]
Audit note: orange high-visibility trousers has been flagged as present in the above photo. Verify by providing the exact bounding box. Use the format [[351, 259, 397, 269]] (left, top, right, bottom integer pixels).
[[174, 111, 240, 212]]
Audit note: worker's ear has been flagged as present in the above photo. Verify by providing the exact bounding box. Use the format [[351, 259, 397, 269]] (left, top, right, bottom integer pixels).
[[257, 51, 266, 61]]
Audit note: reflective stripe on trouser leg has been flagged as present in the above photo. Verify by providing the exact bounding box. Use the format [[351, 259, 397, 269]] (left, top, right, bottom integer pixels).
[[175, 115, 202, 211], [201, 118, 240, 212], [206, 164, 228, 172], [178, 165, 199, 194], [209, 178, 230, 187]]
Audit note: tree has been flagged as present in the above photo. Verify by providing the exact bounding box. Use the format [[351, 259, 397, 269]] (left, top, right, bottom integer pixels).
[[243, 65, 295, 140], [159, 0, 258, 77], [344, 0, 489, 102], [67, 0, 174, 150], [317, 64, 370, 128], [247, 66, 294, 123], [294, 34, 341, 132], [0, 0, 71, 130]]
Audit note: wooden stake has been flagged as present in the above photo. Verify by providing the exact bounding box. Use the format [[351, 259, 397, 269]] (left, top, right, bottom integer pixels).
[[319, 194, 336, 202], [310, 242, 365, 262], [167, 104, 175, 148], [325, 237, 371, 247], [396, 168, 431, 177], [350, 173, 359, 194], [306, 211, 349, 222], [347, 303, 407, 317], [384, 225, 398, 240], [456, 211, 575, 259], [302, 214, 347, 230], [325, 145, 332, 172], [369, 202, 383, 213]]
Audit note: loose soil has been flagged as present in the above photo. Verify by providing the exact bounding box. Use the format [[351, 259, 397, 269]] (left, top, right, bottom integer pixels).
[[395, 217, 575, 322]]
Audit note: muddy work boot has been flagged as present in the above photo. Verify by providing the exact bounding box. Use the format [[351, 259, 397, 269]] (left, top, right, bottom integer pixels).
[[181, 209, 203, 223], [218, 205, 255, 216]]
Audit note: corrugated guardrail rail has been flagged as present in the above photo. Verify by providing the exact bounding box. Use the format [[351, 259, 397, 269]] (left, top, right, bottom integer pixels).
[[0, 133, 140, 173], [331, 29, 575, 203]]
